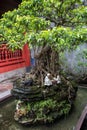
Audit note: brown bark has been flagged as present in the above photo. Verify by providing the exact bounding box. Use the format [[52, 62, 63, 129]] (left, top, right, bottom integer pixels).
[[31, 45, 60, 86]]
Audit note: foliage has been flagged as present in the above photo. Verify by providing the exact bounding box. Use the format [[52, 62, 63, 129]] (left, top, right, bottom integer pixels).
[[25, 99, 71, 123], [0, 0, 87, 51]]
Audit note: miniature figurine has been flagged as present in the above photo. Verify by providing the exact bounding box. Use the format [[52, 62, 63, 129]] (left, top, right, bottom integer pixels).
[[56, 75, 61, 84], [53, 75, 61, 84], [16, 100, 22, 111], [44, 73, 52, 86]]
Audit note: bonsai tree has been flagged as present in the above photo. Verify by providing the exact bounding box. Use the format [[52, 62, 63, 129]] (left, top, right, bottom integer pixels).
[[0, 0, 87, 85], [0, 0, 87, 124]]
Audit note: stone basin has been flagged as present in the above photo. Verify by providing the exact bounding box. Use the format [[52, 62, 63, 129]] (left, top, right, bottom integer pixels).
[[75, 106, 87, 130]]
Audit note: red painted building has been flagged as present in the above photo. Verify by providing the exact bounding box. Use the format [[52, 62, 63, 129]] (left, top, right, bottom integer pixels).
[[0, 0, 31, 80], [0, 43, 30, 73]]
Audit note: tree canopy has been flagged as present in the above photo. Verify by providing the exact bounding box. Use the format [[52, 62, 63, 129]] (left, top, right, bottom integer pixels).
[[4, 0, 86, 124], [0, 0, 87, 50]]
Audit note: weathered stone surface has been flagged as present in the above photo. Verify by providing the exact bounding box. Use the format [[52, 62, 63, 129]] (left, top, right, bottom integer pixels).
[[11, 76, 77, 125]]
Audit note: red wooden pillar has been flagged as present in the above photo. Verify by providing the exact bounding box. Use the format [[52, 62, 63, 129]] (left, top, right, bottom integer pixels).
[[22, 44, 31, 67]]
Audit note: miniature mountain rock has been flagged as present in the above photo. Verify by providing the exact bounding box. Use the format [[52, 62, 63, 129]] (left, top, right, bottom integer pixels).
[[11, 74, 77, 125]]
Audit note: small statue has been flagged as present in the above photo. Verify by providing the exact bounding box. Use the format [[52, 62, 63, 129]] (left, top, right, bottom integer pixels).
[[56, 75, 61, 84], [44, 73, 52, 86], [16, 100, 22, 111], [53, 75, 61, 84]]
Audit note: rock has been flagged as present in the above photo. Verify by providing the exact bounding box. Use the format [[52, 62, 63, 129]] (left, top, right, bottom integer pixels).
[[11, 75, 77, 125]]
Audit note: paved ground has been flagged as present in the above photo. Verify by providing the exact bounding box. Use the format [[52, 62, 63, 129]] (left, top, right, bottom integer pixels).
[[0, 80, 13, 102]]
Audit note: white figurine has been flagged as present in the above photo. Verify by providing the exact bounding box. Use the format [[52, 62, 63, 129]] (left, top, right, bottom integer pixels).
[[44, 73, 52, 86], [16, 100, 22, 111], [53, 75, 61, 84], [56, 75, 61, 84]]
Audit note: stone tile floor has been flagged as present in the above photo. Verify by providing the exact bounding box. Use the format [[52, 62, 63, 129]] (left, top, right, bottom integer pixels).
[[0, 81, 13, 102]]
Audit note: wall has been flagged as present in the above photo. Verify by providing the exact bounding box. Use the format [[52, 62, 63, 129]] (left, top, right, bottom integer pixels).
[[0, 67, 26, 82], [0, 43, 31, 73]]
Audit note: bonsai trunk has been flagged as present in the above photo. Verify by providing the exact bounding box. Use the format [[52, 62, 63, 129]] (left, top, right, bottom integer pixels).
[[32, 45, 60, 86]]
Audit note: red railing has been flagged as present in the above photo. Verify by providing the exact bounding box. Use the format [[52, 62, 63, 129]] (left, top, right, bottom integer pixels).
[[0, 43, 30, 73]]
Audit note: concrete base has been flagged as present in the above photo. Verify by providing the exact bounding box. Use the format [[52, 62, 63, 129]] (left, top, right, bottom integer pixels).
[[0, 67, 26, 82]]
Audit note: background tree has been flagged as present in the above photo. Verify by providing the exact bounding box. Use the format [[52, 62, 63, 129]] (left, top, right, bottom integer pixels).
[[0, 0, 87, 85]]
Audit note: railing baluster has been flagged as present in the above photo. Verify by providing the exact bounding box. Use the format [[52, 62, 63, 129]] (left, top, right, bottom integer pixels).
[[0, 43, 30, 73], [0, 44, 23, 62]]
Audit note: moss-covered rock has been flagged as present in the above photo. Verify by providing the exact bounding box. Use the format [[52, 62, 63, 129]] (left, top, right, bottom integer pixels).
[[11, 76, 77, 125]]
